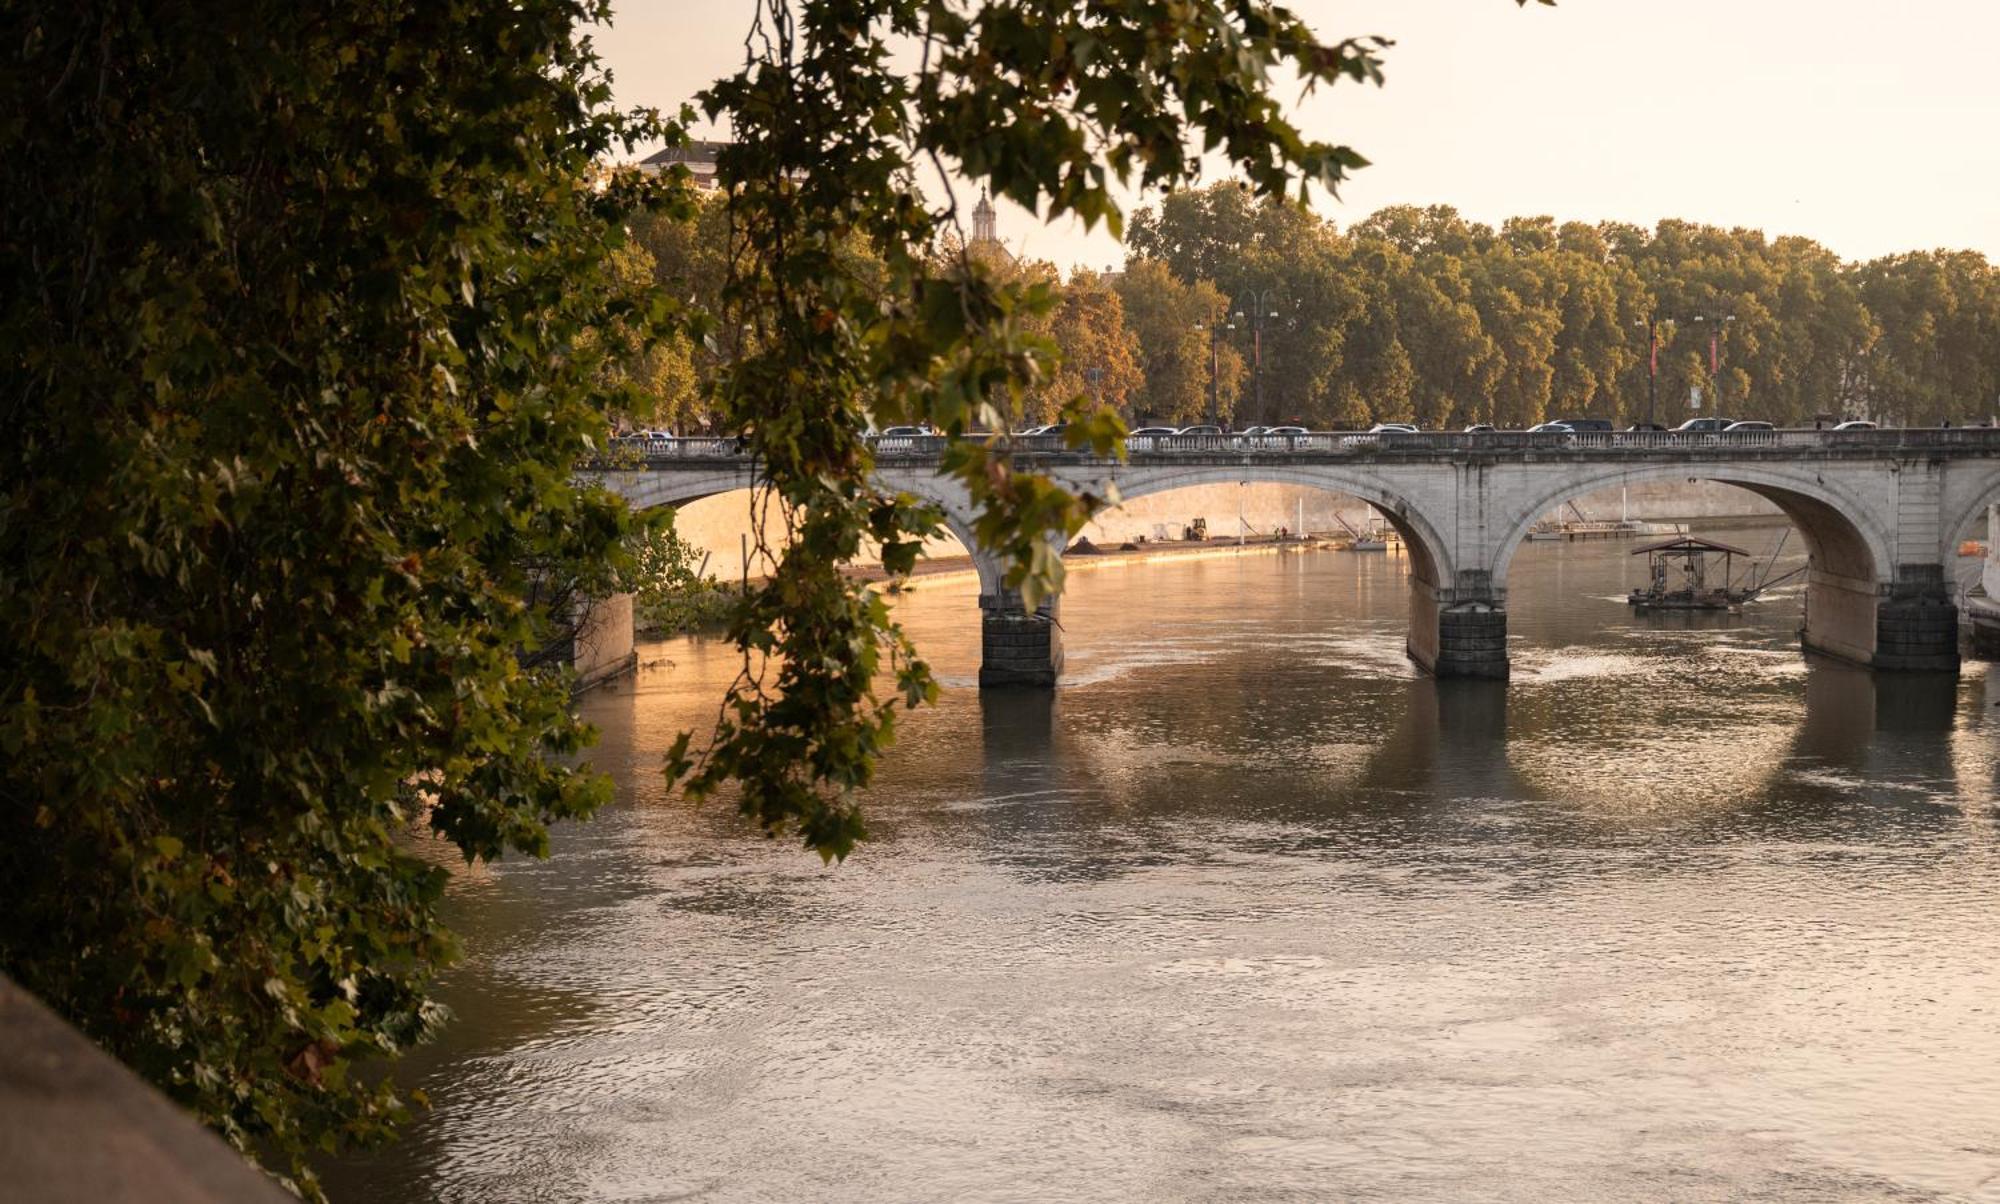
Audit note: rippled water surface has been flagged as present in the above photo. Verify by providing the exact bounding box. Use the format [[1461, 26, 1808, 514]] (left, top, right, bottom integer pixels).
[[330, 527, 2000, 1202]]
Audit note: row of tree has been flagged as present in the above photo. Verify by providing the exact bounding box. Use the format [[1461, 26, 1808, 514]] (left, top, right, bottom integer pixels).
[[635, 185, 2000, 431]]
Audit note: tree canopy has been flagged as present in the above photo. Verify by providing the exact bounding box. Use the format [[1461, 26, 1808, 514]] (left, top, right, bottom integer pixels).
[[1117, 193, 2000, 429], [1, 0, 1472, 1195], [647, 184, 2000, 437], [1, 3, 679, 1195]]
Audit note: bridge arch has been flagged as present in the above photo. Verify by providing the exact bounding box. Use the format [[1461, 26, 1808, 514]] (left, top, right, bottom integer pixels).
[[1491, 463, 1891, 592], [1944, 480, 2000, 559], [941, 464, 1471, 683], [1490, 463, 1895, 668], [1094, 464, 1457, 590], [606, 465, 758, 513]]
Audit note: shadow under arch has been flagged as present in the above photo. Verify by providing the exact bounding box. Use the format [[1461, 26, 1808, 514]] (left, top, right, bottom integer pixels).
[[1490, 463, 1898, 668], [1075, 465, 1476, 678]]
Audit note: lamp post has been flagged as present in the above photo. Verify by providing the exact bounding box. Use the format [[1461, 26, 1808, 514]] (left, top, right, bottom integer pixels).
[[1193, 315, 1236, 426], [1082, 364, 1105, 407], [1635, 314, 1665, 428], [1636, 312, 1735, 426], [1235, 289, 1284, 423], [1692, 314, 1736, 409]]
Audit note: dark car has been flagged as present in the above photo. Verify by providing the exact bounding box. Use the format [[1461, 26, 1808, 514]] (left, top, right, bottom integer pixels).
[[1550, 418, 1613, 432], [1625, 422, 1668, 432]]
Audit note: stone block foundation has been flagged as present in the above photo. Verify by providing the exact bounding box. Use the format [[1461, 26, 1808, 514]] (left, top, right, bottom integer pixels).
[[980, 610, 1063, 687], [1433, 605, 1510, 680], [1873, 594, 1960, 672]]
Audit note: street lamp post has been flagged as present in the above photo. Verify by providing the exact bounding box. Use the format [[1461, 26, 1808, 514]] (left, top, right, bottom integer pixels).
[[1635, 311, 1735, 426], [1194, 316, 1236, 426], [1636, 314, 1663, 428], [1693, 314, 1736, 408], [1235, 289, 1284, 423]]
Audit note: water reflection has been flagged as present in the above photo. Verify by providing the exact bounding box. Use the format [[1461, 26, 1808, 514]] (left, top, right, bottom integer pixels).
[[325, 525, 2000, 1203]]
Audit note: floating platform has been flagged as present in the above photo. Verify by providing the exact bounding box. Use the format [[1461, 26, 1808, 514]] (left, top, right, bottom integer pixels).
[[1627, 535, 1762, 612]]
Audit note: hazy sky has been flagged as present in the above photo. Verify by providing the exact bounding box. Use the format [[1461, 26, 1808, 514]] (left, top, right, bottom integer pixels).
[[596, 0, 2000, 269]]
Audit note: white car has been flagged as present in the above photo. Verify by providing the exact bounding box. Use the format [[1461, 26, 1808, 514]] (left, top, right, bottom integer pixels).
[[1833, 419, 1876, 431], [1340, 422, 1419, 449]]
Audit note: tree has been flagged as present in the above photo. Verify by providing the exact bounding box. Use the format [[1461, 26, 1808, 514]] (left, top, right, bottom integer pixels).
[[1116, 260, 1246, 424], [1, 0, 1568, 1192], [599, 239, 703, 431], [0, 3, 680, 1196], [666, 0, 1426, 858], [1041, 270, 1145, 422]]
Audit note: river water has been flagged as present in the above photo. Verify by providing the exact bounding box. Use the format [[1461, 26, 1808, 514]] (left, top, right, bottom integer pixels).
[[330, 524, 2000, 1203]]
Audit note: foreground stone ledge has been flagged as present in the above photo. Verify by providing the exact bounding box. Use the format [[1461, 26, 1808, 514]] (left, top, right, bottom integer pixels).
[[0, 975, 288, 1203]]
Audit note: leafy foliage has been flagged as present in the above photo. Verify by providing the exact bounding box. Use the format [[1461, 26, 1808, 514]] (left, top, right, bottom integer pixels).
[[1116, 259, 1246, 424], [0, 2, 678, 1195], [624, 512, 735, 634], [664, 0, 1442, 861], [1120, 191, 2000, 428]]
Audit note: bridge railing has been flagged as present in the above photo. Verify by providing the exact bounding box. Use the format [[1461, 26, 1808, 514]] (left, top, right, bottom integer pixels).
[[606, 427, 2000, 461]]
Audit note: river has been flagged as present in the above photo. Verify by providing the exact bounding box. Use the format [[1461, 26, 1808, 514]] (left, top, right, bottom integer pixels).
[[328, 523, 2000, 1202]]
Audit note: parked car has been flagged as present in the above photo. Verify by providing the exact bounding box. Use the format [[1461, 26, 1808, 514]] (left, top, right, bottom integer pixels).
[[1178, 424, 1224, 436], [1463, 423, 1497, 434], [1724, 420, 1774, 432], [1674, 417, 1733, 432], [1527, 421, 1574, 434], [1339, 422, 1418, 449], [1239, 424, 1310, 448], [1832, 419, 1876, 430]]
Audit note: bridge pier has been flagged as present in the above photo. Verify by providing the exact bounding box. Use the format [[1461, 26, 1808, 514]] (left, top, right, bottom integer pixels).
[[1873, 566, 1960, 672], [572, 591, 637, 691], [979, 591, 1062, 688], [1801, 566, 1961, 672], [1408, 574, 1509, 680]]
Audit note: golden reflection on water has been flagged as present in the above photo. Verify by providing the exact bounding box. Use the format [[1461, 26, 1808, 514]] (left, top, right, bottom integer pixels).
[[326, 525, 2000, 1204]]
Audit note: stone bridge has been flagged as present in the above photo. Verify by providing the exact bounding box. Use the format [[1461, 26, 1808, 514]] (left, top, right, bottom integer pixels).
[[596, 429, 2000, 687]]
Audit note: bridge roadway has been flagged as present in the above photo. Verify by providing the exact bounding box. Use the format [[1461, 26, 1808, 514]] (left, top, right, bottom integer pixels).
[[595, 428, 2000, 686]]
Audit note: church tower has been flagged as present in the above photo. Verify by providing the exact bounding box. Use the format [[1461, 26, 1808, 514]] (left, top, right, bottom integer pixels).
[[971, 190, 997, 245]]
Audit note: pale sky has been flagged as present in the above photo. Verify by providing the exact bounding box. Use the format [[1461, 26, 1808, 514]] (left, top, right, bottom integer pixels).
[[596, 0, 2000, 270]]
